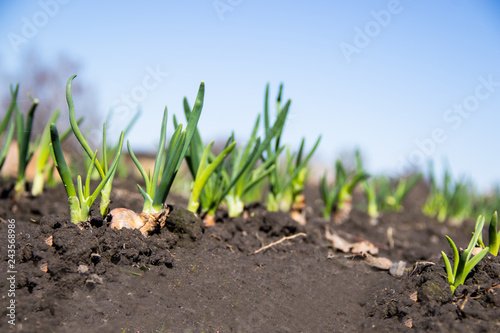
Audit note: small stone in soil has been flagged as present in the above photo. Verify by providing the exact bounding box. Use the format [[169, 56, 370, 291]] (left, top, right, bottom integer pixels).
[[389, 261, 406, 278], [77, 265, 89, 274]]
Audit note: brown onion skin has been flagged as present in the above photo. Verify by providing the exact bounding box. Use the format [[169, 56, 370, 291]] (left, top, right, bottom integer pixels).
[[109, 207, 170, 236], [109, 208, 145, 230]]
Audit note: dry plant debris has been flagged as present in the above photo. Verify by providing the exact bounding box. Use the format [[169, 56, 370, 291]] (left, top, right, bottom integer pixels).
[[253, 232, 307, 254], [325, 226, 378, 256]]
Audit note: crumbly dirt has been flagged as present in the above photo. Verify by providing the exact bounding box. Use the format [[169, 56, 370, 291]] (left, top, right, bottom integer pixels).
[[1, 178, 499, 332]]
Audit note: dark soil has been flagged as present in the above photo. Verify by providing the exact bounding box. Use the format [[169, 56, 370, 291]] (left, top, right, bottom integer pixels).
[[1, 178, 500, 332]]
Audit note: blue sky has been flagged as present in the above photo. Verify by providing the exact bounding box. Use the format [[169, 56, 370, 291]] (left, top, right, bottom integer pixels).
[[1, 0, 500, 190]]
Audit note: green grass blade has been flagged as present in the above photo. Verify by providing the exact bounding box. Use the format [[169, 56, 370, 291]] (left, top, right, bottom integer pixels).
[[85, 150, 99, 198], [441, 251, 455, 286], [264, 84, 270, 138], [181, 97, 204, 178], [218, 139, 262, 203], [151, 107, 168, 194], [17, 97, 38, 179], [474, 214, 486, 248], [187, 141, 213, 212], [0, 86, 17, 169], [274, 94, 287, 151], [153, 127, 185, 211], [335, 159, 346, 183], [320, 172, 328, 202], [282, 135, 321, 192], [461, 247, 489, 283], [35, 110, 61, 171], [66, 75, 105, 178], [76, 175, 86, 218], [127, 140, 150, 190], [102, 123, 108, 173], [175, 82, 204, 172], [137, 184, 153, 208], [465, 216, 486, 262], [198, 142, 236, 189], [445, 235, 459, 276], [489, 211, 499, 256], [242, 165, 276, 196], [346, 172, 370, 195], [239, 115, 261, 171], [0, 84, 18, 134], [50, 124, 76, 198], [295, 138, 305, 167], [15, 104, 23, 152], [189, 141, 236, 212], [196, 142, 212, 182], [183, 97, 204, 164], [77, 174, 85, 202], [320, 172, 335, 218], [89, 132, 124, 204], [0, 117, 15, 170], [239, 100, 289, 183]]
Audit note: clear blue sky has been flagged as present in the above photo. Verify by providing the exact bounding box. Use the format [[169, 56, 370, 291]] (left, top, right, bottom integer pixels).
[[1, 0, 499, 190]]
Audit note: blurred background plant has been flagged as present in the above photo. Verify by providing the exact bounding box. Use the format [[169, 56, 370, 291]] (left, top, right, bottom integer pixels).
[[0, 53, 98, 147], [320, 158, 369, 223], [175, 95, 236, 218], [13, 86, 38, 200], [0, 84, 17, 172], [360, 174, 422, 220], [174, 96, 238, 226], [223, 104, 288, 218], [263, 84, 321, 224], [31, 109, 82, 196], [422, 162, 474, 224], [0, 53, 101, 186]]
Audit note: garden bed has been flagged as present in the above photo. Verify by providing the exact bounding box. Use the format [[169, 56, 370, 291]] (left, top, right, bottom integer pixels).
[[1, 178, 500, 332]]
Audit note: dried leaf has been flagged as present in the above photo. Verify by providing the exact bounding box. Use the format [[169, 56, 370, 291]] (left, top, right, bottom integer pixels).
[[351, 241, 378, 256], [325, 228, 379, 255], [325, 228, 353, 253], [365, 254, 393, 269]]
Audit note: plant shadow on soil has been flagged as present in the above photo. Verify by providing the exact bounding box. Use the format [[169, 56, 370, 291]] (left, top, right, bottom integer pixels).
[[1, 178, 500, 332]]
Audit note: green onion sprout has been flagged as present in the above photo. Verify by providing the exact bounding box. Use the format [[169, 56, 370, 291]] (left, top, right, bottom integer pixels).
[[109, 82, 204, 235], [441, 215, 489, 293], [50, 124, 123, 224], [66, 75, 124, 216]]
